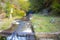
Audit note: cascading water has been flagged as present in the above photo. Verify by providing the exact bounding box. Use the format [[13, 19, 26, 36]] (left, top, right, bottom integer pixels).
[[7, 20, 35, 40]]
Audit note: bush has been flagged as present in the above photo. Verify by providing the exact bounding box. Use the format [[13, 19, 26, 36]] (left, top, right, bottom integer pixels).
[[0, 36, 6, 40], [12, 10, 26, 17]]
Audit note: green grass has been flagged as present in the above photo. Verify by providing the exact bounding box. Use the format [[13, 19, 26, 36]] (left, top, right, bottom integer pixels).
[[0, 16, 22, 30], [0, 14, 60, 32], [31, 14, 60, 32], [0, 18, 14, 30]]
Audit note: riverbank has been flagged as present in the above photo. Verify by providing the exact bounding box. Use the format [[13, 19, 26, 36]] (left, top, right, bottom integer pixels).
[[31, 14, 60, 32]]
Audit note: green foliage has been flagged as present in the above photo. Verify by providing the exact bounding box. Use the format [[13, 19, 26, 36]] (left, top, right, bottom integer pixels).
[[52, 0, 60, 9], [29, 0, 53, 12], [5, 2, 13, 17], [12, 9, 26, 17], [0, 6, 2, 14], [18, 0, 31, 11], [51, 0, 60, 16], [30, 0, 60, 16], [5, 2, 11, 12], [4, 0, 30, 17], [29, 0, 44, 12], [0, 36, 6, 40]]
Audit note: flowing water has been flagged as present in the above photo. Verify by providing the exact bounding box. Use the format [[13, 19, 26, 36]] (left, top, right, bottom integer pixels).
[[7, 20, 35, 40]]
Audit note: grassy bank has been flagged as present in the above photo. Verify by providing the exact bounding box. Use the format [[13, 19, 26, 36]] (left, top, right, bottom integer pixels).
[[0, 16, 22, 30], [0, 18, 13, 30], [31, 14, 60, 32]]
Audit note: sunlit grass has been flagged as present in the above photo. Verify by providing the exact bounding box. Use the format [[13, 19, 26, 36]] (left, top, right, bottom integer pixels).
[[0, 16, 24, 31], [0, 18, 14, 30], [31, 14, 60, 32], [0, 16, 23, 30]]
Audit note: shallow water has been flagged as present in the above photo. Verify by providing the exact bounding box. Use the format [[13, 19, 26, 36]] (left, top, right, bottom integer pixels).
[[7, 20, 35, 40]]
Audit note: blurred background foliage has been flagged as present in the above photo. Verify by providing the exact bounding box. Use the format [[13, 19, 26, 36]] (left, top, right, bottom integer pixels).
[[0, 0, 60, 17], [29, 0, 60, 16], [0, 0, 30, 18]]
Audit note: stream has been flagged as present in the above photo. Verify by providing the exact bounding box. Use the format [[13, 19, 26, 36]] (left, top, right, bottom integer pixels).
[[7, 20, 35, 40]]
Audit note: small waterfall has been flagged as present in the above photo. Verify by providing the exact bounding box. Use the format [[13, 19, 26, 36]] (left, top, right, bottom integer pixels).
[[7, 20, 35, 40]]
